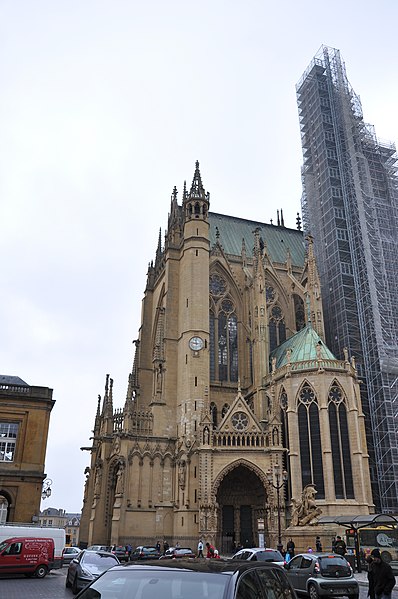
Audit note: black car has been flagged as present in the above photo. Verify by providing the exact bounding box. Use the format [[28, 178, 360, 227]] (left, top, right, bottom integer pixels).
[[74, 558, 297, 599], [111, 545, 130, 562], [284, 552, 359, 599], [130, 545, 161, 560], [65, 549, 120, 594]]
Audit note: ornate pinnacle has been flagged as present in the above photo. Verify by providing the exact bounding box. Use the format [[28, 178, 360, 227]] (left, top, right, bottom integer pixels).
[[188, 160, 206, 200]]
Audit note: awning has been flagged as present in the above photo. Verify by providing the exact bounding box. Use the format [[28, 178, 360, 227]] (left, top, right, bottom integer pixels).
[[317, 514, 398, 528]]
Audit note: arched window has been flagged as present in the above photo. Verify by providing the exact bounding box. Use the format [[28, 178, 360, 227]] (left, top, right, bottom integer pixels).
[[0, 496, 8, 524], [328, 384, 354, 498], [209, 274, 239, 382], [269, 305, 286, 352], [297, 384, 325, 498], [280, 389, 291, 500], [210, 402, 218, 429], [293, 294, 305, 331], [221, 404, 229, 418]]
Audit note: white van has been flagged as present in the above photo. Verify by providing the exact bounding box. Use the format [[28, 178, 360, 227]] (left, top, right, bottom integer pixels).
[[0, 525, 65, 569]]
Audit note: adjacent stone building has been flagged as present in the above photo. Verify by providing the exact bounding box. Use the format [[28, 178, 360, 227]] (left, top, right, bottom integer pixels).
[[0, 375, 54, 523], [80, 163, 373, 551]]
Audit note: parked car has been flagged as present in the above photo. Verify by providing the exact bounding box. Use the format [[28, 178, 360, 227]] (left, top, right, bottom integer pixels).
[[130, 545, 161, 560], [86, 544, 111, 552], [232, 547, 285, 566], [111, 545, 130, 562], [65, 549, 119, 594], [62, 546, 81, 565], [73, 557, 297, 599], [0, 536, 55, 578], [159, 547, 196, 559], [284, 552, 359, 599]]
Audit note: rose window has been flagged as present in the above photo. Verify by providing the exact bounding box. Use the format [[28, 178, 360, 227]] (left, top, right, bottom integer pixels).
[[231, 411, 249, 431]]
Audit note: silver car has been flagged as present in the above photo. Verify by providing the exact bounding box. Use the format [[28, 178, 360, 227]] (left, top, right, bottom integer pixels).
[[62, 546, 81, 565], [231, 547, 285, 566], [284, 552, 359, 599], [65, 549, 119, 593]]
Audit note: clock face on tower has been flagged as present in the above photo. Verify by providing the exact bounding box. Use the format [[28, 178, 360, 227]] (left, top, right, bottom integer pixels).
[[189, 336, 204, 351]]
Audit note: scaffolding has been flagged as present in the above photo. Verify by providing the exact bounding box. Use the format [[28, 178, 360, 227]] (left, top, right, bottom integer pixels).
[[297, 46, 398, 512]]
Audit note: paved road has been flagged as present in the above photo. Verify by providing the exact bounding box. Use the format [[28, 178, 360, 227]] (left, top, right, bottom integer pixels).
[[1, 567, 398, 599]]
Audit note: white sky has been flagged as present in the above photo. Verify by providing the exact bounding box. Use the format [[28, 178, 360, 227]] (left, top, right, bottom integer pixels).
[[1, 0, 397, 513]]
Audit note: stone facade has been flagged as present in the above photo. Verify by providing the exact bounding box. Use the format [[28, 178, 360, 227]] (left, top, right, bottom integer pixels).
[[0, 376, 54, 523], [80, 163, 373, 551]]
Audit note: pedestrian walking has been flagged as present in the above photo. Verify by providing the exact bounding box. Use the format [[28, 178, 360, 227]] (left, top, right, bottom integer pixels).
[[155, 541, 161, 553], [316, 536, 322, 552], [369, 548, 395, 599], [163, 540, 169, 554], [334, 536, 346, 556], [126, 543, 132, 559], [286, 538, 295, 558], [197, 539, 204, 558]]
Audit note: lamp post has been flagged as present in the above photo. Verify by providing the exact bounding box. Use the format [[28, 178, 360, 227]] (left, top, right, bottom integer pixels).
[[41, 478, 52, 500], [266, 464, 288, 552]]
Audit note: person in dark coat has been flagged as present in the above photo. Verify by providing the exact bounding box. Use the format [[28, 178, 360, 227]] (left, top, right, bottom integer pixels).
[[315, 536, 323, 552], [334, 536, 347, 556], [286, 538, 295, 558], [366, 555, 375, 599], [370, 548, 396, 599]]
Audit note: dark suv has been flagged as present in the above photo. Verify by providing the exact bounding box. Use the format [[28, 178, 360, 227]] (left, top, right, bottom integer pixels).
[[73, 558, 297, 599], [284, 553, 359, 599]]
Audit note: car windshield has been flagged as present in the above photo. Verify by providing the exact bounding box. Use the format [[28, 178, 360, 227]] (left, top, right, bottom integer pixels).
[[144, 548, 158, 554], [77, 569, 229, 599], [253, 550, 283, 561], [83, 553, 119, 568], [318, 556, 351, 577], [175, 549, 193, 555]]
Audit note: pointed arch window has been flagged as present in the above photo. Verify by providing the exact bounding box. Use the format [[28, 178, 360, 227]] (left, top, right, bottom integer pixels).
[[280, 389, 291, 501], [269, 305, 286, 352], [297, 384, 325, 498], [210, 402, 218, 429], [222, 403, 230, 418], [293, 294, 305, 331], [209, 274, 238, 383], [328, 384, 354, 498]]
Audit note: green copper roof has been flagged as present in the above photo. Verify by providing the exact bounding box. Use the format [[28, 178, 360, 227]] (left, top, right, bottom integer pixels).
[[270, 324, 337, 369], [209, 212, 305, 267]]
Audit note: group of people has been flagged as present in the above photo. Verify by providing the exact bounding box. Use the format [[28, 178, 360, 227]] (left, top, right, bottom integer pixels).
[[197, 539, 220, 558]]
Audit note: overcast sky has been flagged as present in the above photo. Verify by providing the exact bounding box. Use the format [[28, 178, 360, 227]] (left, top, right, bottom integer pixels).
[[1, 1, 397, 513]]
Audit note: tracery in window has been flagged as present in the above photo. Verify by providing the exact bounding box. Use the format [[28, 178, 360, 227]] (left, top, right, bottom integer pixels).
[[328, 383, 354, 499], [297, 384, 324, 498], [269, 305, 286, 352], [209, 273, 238, 382]]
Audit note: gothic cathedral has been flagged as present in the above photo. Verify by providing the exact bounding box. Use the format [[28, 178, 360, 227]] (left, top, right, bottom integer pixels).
[[80, 162, 373, 551]]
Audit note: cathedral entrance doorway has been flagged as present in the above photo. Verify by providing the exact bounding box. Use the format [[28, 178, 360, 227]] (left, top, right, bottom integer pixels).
[[215, 463, 267, 555]]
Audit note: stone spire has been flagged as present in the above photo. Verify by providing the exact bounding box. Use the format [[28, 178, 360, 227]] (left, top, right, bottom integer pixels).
[[188, 160, 206, 200]]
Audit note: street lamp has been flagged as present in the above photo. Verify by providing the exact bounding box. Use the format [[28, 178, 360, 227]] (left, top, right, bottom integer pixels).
[[266, 464, 288, 552], [41, 478, 52, 500]]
